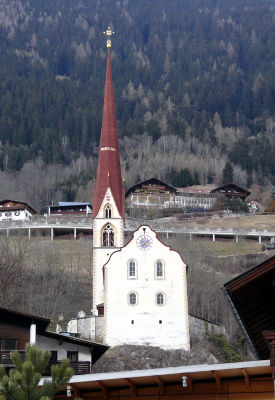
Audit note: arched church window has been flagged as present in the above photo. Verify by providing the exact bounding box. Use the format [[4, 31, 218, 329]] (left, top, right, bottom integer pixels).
[[128, 260, 137, 279], [155, 260, 164, 278], [156, 292, 165, 306], [105, 204, 112, 219], [102, 224, 114, 247], [128, 292, 137, 306]]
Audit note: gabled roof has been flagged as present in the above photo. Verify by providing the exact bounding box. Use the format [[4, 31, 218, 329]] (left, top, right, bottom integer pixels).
[[0, 199, 37, 214], [224, 255, 275, 359], [211, 183, 250, 196], [0, 306, 109, 362], [0, 306, 50, 331], [41, 331, 108, 363], [126, 178, 177, 197], [92, 49, 124, 218]]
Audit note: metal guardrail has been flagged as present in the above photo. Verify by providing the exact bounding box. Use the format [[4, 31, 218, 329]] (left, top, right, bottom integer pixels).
[[0, 216, 274, 238]]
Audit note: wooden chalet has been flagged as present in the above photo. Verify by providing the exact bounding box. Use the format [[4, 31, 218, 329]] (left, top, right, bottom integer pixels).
[[126, 178, 177, 210], [211, 183, 251, 201], [0, 307, 108, 375], [126, 178, 177, 197], [126, 179, 251, 212], [50, 360, 273, 399], [0, 199, 36, 221]]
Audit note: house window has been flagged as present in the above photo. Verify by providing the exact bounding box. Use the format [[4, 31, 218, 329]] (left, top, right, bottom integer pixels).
[[105, 204, 112, 218], [102, 224, 114, 247], [128, 260, 137, 279], [67, 351, 78, 362], [15, 212, 20, 216], [49, 351, 58, 363], [155, 260, 164, 278], [156, 292, 165, 306], [1, 339, 17, 350], [5, 212, 11, 217], [128, 292, 137, 306]]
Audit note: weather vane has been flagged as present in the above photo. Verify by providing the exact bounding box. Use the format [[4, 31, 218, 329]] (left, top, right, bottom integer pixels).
[[103, 26, 114, 48]]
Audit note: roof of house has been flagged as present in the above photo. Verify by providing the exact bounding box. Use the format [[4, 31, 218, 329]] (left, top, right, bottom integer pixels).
[[92, 49, 124, 218], [224, 255, 275, 359], [0, 306, 50, 331], [126, 178, 177, 197], [211, 183, 251, 196], [0, 200, 37, 214], [41, 331, 108, 363], [40, 359, 271, 391], [0, 306, 108, 362]]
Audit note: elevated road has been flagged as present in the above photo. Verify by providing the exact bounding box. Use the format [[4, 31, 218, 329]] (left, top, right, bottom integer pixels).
[[0, 217, 274, 243]]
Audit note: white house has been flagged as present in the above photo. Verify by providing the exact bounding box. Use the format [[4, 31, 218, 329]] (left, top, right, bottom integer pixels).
[[0, 307, 108, 375], [0, 199, 36, 222]]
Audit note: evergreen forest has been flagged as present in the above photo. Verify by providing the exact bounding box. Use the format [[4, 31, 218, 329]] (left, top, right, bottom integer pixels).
[[0, 0, 274, 209]]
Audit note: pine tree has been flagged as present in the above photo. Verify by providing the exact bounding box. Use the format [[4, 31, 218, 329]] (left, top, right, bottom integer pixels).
[[222, 162, 234, 184], [0, 344, 74, 400]]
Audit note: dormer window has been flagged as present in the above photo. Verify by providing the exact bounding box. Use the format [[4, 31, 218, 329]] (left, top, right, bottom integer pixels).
[[105, 204, 112, 218], [102, 224, 114, 247]]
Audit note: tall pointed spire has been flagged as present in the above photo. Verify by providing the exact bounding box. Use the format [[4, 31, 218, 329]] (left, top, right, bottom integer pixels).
[[92, 47, 124, 218]]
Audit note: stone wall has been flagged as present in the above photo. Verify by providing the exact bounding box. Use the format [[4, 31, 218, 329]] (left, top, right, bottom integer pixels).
[[189, 314, 227, 342]]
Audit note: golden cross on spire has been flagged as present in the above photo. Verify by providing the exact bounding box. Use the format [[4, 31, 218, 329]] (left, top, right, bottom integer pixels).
[[103, 26, 114, 48]]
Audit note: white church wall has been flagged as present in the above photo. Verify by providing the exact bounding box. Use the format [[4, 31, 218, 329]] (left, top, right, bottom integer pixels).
[[104, 225, 190, 350]]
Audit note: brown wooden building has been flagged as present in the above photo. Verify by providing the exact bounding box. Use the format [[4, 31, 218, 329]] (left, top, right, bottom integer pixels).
[[211, 183, 251, 201], [126, 178, 177, 209], [51, 360, 273, 399], [224, 255, 275, 385], [224, 255, 275, 360], [126, 179, 250, 212]]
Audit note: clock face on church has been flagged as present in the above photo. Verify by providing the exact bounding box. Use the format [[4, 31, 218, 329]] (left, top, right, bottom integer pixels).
[[136, 235, 153, 251]]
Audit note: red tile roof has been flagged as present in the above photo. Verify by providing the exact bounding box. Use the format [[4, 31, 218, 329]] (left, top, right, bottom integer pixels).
[[92, 49, 124, 217]]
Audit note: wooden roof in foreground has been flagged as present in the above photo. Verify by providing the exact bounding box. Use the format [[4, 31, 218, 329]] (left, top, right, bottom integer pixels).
[[224, 255, 275, 359], [50, 360, 273, 399]]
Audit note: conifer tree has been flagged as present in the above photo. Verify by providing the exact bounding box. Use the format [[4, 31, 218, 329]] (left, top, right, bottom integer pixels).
[[222, 162, 234, 184], [0, 344, 74, 400]]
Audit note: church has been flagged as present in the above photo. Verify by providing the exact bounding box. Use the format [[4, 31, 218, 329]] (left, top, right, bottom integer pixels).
[[69, 30, 190, 351]]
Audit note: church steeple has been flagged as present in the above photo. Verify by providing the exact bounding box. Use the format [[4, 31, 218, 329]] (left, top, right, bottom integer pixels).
[[92, 42, 124, 218]]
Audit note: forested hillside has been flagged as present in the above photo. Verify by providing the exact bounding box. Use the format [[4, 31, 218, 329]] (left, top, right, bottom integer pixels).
[[0, 0, 274, 209]]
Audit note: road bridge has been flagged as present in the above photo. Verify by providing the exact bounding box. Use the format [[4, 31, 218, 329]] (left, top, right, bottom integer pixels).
[[0, 217, 274, 244]]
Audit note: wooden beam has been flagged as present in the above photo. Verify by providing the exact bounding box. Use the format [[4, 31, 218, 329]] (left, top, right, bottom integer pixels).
[[96, 380, 109, 399], [187, 376, 193, 393], [125, 378, 136, 397], [241, 368, 250, 387], [70, 383, 81, 398], [211, 371, 221, 391], [155, 376, 165, 395]]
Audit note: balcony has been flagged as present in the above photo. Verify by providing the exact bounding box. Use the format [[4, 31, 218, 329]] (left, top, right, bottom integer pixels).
[[0, 351, 90, 375]]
